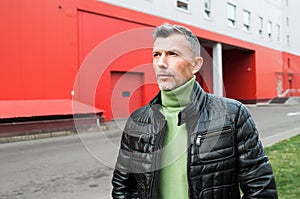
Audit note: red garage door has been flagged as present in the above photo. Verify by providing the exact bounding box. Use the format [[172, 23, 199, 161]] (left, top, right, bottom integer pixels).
[[111, 71, 144, 119]]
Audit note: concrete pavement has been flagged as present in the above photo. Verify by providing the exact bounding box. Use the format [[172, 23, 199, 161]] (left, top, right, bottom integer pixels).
[[0, 104, 300, 199]]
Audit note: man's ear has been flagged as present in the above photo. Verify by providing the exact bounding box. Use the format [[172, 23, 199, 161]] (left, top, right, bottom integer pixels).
[[192, 57, 203, 74]]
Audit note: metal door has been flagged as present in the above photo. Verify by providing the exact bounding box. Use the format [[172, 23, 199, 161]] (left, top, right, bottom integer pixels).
[[111, 71, 144, 119]]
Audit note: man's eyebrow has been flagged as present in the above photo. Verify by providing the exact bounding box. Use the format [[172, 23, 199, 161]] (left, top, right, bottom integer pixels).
[[152, 48, 182, 54], [166, 49, 183, 56], [152, 50, 161, 54], [169, 49, 181, 53]]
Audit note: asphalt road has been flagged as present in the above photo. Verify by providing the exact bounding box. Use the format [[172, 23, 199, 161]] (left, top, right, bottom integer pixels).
[[0, 104, 300, 199], [247, 104, 300, 146]]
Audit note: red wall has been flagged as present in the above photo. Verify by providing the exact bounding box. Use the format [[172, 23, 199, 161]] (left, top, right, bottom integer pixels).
[[1, 0, 300, 120], [223, 50, 256, 102], [77, 10, 158, 120], [198, 47, 213, 93], [0, 0, 77, 100], [255, 47, 286, 100], [282, 52, 300, 96]]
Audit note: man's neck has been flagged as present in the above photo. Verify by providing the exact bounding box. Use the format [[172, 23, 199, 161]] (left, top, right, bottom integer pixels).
[[161, 76, 195, 108]]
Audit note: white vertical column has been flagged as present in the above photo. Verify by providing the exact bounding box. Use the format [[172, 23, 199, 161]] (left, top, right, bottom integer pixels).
[[213, 42, 223, 97]]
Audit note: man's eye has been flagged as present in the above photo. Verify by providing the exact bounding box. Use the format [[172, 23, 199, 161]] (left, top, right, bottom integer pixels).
[[153, 53, 160, 57], [169, 52, 178, 56]]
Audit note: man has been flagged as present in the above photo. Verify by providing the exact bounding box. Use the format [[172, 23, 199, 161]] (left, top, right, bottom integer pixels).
[[112, 23, 278, 199]]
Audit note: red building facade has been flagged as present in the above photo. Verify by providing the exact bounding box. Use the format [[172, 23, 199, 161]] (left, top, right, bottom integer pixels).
[[1, 0, 300, 121]]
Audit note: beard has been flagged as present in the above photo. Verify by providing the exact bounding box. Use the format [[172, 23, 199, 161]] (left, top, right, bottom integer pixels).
[[157, 79, 177, 90]]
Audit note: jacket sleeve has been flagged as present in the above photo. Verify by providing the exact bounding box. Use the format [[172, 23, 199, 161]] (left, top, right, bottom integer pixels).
[[111, 129, 138, 199], [236, 104, 278, 199]]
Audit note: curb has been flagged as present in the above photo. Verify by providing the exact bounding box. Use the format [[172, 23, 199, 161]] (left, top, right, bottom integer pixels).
[[261, 127, 300, 147], [0, 126, 108, 144]]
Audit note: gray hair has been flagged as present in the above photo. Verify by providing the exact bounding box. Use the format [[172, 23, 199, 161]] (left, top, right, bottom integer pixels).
[[152, 23, 201, 57]]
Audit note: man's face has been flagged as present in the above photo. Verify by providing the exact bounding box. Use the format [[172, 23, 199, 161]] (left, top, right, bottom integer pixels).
[[152, 34, 202, 90]]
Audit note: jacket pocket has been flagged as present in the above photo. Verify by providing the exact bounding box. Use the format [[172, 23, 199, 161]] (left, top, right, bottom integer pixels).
[[199, 184, 239, 199], [195, 125, 235, 163], [127, 130, 151, 153]]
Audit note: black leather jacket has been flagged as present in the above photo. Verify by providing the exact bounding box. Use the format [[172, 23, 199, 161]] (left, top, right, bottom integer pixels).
[[112, 82, 278, 199]]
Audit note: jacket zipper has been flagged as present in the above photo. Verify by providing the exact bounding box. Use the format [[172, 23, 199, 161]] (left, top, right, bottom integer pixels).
[[187, 124, 192, 199], [196, 125, 232, 147]]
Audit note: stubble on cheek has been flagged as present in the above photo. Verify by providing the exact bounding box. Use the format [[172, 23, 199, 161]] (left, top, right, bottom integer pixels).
[[157, 77, 177, 90]]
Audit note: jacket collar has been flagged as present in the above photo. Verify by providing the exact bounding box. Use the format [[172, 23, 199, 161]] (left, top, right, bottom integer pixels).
[[149, 81, 209, 125]]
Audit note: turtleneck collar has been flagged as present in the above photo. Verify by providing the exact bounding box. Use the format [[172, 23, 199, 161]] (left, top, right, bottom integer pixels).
[[161, 76, 195, 108]]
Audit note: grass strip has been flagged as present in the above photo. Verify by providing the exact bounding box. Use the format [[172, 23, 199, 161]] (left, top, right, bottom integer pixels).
[[264, 134, 300, 199]]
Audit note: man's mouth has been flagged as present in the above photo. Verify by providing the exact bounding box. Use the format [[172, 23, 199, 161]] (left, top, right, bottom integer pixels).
[[157, 73, 173, 78]]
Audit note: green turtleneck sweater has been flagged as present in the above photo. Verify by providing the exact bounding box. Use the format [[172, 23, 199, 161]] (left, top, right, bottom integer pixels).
[[158, 76, 195, 199]]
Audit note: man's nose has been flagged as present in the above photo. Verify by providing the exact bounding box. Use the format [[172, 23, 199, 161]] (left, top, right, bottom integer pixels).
[[157, 53, 168, 68]]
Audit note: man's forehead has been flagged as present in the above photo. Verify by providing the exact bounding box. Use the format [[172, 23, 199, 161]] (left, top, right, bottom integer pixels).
[[153, 35, 188, 51], [153, 34, 185, 43], [152, 47, 180, 52]]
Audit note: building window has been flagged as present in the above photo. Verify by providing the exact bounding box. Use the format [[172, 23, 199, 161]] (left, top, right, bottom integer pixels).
[[227, 3, 236, 26], [177, 0, 189, 11], [286, 17, 289, 27], [243, 10, 251, 31], [204, 0, 211, 18], [276, 24, 280, 41], [267, 20, 272, 38], [258, 16, 263, 35], [287, 35, 290, 47]]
